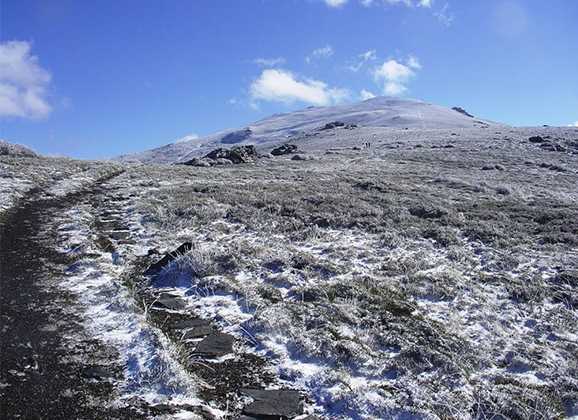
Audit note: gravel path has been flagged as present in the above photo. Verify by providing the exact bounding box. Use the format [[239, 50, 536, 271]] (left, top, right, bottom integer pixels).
[[0, 172, 147, 419]]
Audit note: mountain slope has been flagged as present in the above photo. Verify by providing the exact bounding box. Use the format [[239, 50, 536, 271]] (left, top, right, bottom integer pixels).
[[119, 97, 502, 164]]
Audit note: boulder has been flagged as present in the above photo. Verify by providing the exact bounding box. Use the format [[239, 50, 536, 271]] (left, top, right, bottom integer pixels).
[[271, 144, 298, 156], [529, 136, 546, 143]]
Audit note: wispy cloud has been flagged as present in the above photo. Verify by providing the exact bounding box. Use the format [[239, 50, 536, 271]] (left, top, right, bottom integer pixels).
[[253, 57, 286, 67], [373, 56, 420, 96], [250, 68, 348, 106], [349, 49, 377, 72], [360, 0, 433, 8], [434, 3, 454, 26], [0, 41, 52, 119], [324, 0, 348, 7], [570, 121, 578, 127], [306, 45, 334, 63]]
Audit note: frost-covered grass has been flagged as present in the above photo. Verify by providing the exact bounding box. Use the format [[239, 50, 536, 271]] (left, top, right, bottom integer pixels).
[[0, 155, 121, 213], [125, 135, 578, 419], [4, 127, 577, 418]]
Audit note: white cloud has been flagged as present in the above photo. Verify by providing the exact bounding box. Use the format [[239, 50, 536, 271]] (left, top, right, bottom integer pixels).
[[570, 121, 578, 127], [325, 0, 348, 7], [407, 55, 421, 70], [0, 41, 52, 119], [250, 68, 349, 106], [306, 45, 334, 63], [373, 57, 420, 96], [253, 57, 286, 67], [360, 89, 377, 100], [175, 134, 199, 143]]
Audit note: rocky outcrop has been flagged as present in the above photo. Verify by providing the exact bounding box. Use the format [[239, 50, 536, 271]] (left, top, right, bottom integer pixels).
[[452, 107, 474, 118], [528, 135, 578, 154], [320, 121, 357, 130], [204, 145, 258, 163], [182, 145, 259, 167], [0, 139, 38, 157]]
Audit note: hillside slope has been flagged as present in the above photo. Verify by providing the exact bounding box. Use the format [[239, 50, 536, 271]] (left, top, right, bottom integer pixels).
[[118, 97, 501, 164]]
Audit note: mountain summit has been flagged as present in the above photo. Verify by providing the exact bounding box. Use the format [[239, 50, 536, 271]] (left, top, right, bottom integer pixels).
[[119, 97, 500, 164]]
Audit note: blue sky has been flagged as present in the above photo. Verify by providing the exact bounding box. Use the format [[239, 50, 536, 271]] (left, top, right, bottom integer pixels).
[[1, 0, 577, 159]]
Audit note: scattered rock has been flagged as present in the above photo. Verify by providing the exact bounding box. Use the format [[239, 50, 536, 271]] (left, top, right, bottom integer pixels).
[[482, 164, 505, 171], [529, 136, 546, 143], [320, 121, 357, 130], [241, 389, 302, 418], [144, 242, 193, 276], [539, 142, 566, 152], [409, 205, 447, 219], [291, 154, 315, 161], [194, 333, 234, 358], [271, 144, 298, 156]]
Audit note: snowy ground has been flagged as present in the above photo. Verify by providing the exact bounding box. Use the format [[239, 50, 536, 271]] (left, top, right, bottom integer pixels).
[[2, 125, 578, 418]]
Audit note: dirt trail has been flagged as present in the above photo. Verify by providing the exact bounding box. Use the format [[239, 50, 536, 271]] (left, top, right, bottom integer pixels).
[[0, 172, 146, 419]]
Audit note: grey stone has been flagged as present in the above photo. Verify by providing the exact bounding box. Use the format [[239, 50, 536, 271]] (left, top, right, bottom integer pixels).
[[194, 333, 234, 357], [241, 389, 302, 418]]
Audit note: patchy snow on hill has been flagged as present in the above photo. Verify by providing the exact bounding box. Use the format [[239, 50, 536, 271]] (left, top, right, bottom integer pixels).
[[118, 97, 502, 164]]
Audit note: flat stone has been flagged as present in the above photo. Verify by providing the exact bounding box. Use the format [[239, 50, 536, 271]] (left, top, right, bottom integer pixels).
[[153, 293, 187, 311], [193, 333, 233, 357], [172, 318, 211, 330], [144, 242, 193, 276], [182, 325, 214, 340], [241, 389, 302, 418]]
